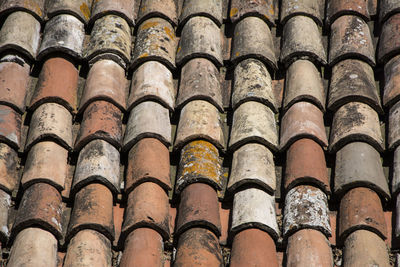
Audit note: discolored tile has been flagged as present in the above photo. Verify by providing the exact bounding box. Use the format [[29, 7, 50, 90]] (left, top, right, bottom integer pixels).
[[380, 0, 400, 24], [393, 146, 400, 195], [396, 194, 400, 237], [326, 0, 369, 26], [136, 0, 178, 27], [46, 0, 92, 23], [0, 143, 18, 193], [0, 189, 10, 243], [384, 55, 400, 108], [378, 14, 400, 65], [0, 0, 45, 22], [90, 0, 135, 27], [229, 0, 275, 27], [281, 0, 324, 26], [180, 0, 222, 28], [0, 105, 21, 150]]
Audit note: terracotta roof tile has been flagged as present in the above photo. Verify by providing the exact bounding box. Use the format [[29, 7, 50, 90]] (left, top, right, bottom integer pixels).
[[281, 0, 324, 26], [388, 94, 400, 149], [45, 0, 91, 24], [0, 105, 21, 150], [392, 146, 400, 195], [229, 0, 275, 27], [378, 13, 400, 65], [0, 0, 45, 22], [179, 0, 222, 29], [0, 189, 10, 243], [383, 54, 400, 108], [89, 0, 136, 27], [380, 0, 400, 24], [326, 0, 370, 26], [0, 143, 18, 193], [136, 0, 178, 28]]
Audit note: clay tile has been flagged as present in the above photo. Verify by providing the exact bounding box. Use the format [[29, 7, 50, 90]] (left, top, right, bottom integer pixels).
[[38, 14, 85, 61], [174, 228, 223, 267], [229, 101, 278, 152], [85, 15, 132, 68], [22, 141, 68, 191], [0, 0, 45, 22], [396, 194, 400, 236], [328, 59, 382, 114], [231, 187, 280, 240], [45, 0, 91, 24], [123, 101, 171, 152], [30, 57, 78, 114], [335, 142, 390, 201], [120, 228, 163, 267], [90, 0, 135, 27], [7, 228, 57, 267], [0, 57, 30, 114], [0, 105, 21, 150], [12, 183, 63, 240], [64, 229, 112, 267], [0, 189, 10, 243], [176, 183, 221, 237], [121, 182, 170, 241], [231, 16, 277, 71], [0, 11, 40, 61], [132, 17, 177, 71], [126, 138, 171, 194], [229, 0, 275, 27], [72, 139, 120, 198], [67, 183, 114, 242], [338, 187, 387, 244], [393, 146, 400, 195], [285, 139, 330, 194], [286, 229, 333, 267], [280, 16, 326, 67], [129, 61, 175, 112], [174, 100, 225, 151], [176, 16, 223, 68], [281, 0, 324, 26], [329, 15, 375, 67], [230, 228, 279, 267], [0, 143, 18, 193], [176, 140, 222, 193], [75, 101, 122, 151], [380, 0, 400, 24], [343, 230, 391, 267], [378, 14, 400, 65], [79, 59, 127, 114], [329, 102, 383, 153], [280, 101, 328, 151], [326, 0, 369, 26], [179, 0, 222, 29], [136, 0, 178, 27], [25, 103, 73, 152], [284, 60, 325, 112], [228, 143, 276, 194], [384, 55, 400, 108]]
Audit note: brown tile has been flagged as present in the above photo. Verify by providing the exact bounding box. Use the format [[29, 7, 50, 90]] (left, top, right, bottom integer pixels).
[[12, 183, 63, 240], [46, 0, 92, 23], [75, 100, 122, 151], [174, 227, 223, 267], [326, 0, 369, 26], [179, 0, 222, 29], [64, 229, 112, 267], [0, 105, 21, 150], [137, 0, 178, 27], [121, 182, 170, 241], [177, 58, 223, 112], [339, 187, 387, 244], [0, 0, 45, 22], [282, 0, 324, 26], [378, 13, 400, 65], [383, 55, 400, 108], [90, 0, 135, 27], [113, 203, 124, 248], [395, 194, 400, 237], [285, 139, 330, 195], [393, 146, 400, 195], [286, 229, 333, 267], [0, 143, 18, 193], [229, 0, 275, 27], [67, 183, 114, 242], [380, 0, 400, 24], [126, 138, 171, 194], [0, 189, 10, 243], [30, 57, 78, 114]]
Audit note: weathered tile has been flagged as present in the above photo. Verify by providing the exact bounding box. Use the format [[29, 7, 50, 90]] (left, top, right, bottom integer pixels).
[[286, 229, 333, 267], [392, 146, 400, 195], [0, 0, 45, 22], [0, 189, 10, 243], [7, 228, 57, 267], [132, 17, 177, 71], [231, 188, 280, 240], [326, 0, 369, 26], [329, 15, 375, 66], [281, 16, 326, 67], [380, 0, 400, 24], [174, 228, 223, 267], [281, 0, 324, 26], [228, 143, 276, 194], [284, 60, 325, 112], [79, 59, 127, 114], [180, 0, 222, 28], [129, 61, 175, 112], [26, 103, 73, 152], [0, 11, 40, 61], [75, 101, 122, 151], [285, 139, 330, 194], [12, 183, 63, 240], [46, 0, 92, 23], [67, 183, 114, 242], [176, 16, 223, 68], [283, 185, 331, 238], [30, 57, 78, 114], [229, 101, 278, 152], [384, 55, 400, 108], [126, 138, 171, 193], [175, 100, 225, 151], [90, 0, 135, 27], [136, 0, 178, 27], [121, 182, 170, 241], [328, 59, 382, 114], [38, 14, 85, 61], [396, 194, 400, 236], [0, 143, 18, 193], [176, 140, 222, 193], [22, 141, 68, 191], [64, 229, 112, 267], [0, 105, 21, 150], [232, 58, 277, 112], [338, 187, 387, 244], [231, 16, 277, 71], [329, 102, 383, 153], [176, 58, 222, 111], [229, 0, 275, 27], [123, 101, 171, 152], [379, 14, 400, 65]]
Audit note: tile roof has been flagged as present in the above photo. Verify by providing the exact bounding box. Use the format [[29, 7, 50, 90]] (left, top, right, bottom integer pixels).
[[0, 0, 398, 266]]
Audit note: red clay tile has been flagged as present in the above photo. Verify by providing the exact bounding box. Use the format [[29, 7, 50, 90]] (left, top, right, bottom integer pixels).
[[136, 0, 178, 27], [230, 228, 279, 267], [384, 55, 400, 108], [326, 0, 369, 26], [30, 57, 78, 114], [339, 187, 387, 244], [179, 0, 222, 29], [0, 105, 21, 150], [90, 0, 135, 27], [378, 14, 400, 64], [0, 143, 19, 193], [229, 0, 275, 27], [126, 138, 171, 194], [380, 0, 400, 24], [281, 0, 324, 26], [0, 189, 10, 243], [0, 0, 45, 22], [46, 0, 92, 23], [113, 203, 124, 248]]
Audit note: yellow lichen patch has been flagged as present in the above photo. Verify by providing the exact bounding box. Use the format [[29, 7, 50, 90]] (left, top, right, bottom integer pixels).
[[141, 21, 159, 30], [24, 0, 42, 17], [235, 52, 240, 57], [80, 2, 91, 20], [177, 46, 182, 53], [269, 4, 275, 15], [138, 52, 149, 58], [164, 26, 175, 40], [230, 7, 238, 18]]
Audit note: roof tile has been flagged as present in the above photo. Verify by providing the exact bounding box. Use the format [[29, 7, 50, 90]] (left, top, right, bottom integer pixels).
[[89, 0, 136, 27], [281, 0, 324, 26], [396, 194, 400, 236], [326, 0, 369, 26], [229, 0, 275, 27], [378, 13, 400, 65], [0, 143, 19, 193], [379, 0, 400, 24], [383, 54, 400, 108], [0, 0, 45, 22], [392, 146, 400, 195], [45, 0, 91, 24], [179, 0, 222, 28], [136, 0, 178, 28], [0, 189, 10, 243], [0, 104, 21, 150]]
